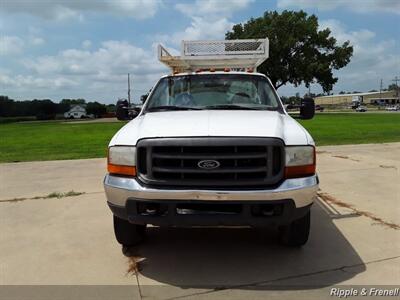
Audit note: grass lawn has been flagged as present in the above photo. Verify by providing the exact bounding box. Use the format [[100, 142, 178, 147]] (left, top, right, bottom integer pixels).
[[0, 121, 126, 162], [0, 113, 399, 162], [299, 113, 400, 146]]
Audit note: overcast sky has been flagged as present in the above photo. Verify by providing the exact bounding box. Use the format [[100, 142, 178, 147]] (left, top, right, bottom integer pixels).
[[1, 0, 399, 103]]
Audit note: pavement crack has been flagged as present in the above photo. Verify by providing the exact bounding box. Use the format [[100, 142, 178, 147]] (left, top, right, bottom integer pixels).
[[316, 150, 330, 154], [321, 167, 380, 174], [332, 155, 360, 162], [0, 190, 91, 203], [318, 192, 400, 230], [379, 164, 397, 169], [250, 255, 400, 287], [163, 256, 400, 300]]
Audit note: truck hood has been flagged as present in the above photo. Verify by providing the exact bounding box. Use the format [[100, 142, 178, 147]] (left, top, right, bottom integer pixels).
[[109, 110, 313, 146]]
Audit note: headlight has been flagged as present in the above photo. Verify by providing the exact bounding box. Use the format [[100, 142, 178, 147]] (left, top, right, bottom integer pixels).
[[108, 146, 136, 176], [285, 146, 315, 178], [108, 146, 136, 166], [285, 146, 314, 166]]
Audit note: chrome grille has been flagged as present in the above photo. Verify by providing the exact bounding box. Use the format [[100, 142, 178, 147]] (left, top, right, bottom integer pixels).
[[136, 138, 284, 188]]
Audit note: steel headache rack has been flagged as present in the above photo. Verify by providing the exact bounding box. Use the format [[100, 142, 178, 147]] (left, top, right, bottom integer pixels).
[[158, 38, 269, 73]]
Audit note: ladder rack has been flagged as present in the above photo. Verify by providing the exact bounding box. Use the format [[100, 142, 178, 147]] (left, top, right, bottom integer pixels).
[[158, 38, 269, 73]]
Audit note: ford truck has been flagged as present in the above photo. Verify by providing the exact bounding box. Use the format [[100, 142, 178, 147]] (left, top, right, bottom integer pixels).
[[104, 38, 319, 248]]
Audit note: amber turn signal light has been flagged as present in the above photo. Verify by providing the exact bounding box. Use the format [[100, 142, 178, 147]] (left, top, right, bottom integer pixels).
[[284, 164, 316, 179], [107, 163, 136, 176]]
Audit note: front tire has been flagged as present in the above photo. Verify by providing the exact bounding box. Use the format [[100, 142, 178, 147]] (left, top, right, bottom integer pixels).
[[113, 215, 146, 246], [279, 211, 310, 247]]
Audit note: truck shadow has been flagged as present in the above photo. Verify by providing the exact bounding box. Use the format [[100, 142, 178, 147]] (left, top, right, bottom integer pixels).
[[133, 202, 366, 291]]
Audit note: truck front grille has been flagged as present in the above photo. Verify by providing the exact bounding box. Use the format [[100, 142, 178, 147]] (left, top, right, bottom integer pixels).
[[136, 138, 284, 188]]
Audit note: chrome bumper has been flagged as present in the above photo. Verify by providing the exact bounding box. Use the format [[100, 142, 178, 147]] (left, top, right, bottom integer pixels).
[[103, 174, 318, 208]]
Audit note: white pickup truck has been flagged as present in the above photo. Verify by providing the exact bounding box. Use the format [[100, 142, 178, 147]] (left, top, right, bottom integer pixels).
[[104, 39, 318, 248]]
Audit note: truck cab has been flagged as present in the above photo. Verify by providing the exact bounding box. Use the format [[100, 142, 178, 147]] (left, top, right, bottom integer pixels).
[[104, 39, 318, 248]]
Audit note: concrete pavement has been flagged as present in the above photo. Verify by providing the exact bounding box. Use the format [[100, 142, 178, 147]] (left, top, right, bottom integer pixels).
[[0, 143, 399, 299], [317, 143, 399, 225]]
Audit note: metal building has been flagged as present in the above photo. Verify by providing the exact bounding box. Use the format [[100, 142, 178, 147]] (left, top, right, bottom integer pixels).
[[314, 90, 399, 105]]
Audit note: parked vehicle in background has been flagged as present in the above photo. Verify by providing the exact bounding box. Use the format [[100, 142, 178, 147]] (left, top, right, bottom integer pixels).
[[385, 105, 399, 111], [64, 105, 87, 119], [104, 39, 318, 249], [356, 106, 367, 112], [315, 105, 324, 112]]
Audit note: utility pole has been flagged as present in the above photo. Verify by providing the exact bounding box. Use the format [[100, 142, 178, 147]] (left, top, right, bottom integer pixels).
[[392, 76, 399, 87], [128, 73, 131, 106], [392, 76, 399, 99], [380, 78, 383, 101]]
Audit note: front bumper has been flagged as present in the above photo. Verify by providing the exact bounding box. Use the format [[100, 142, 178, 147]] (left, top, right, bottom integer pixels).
[[104, 174, 318, 208], [104, 174, 318, 226]]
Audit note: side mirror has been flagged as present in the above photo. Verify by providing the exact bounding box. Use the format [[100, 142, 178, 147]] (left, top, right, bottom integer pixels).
[[299, 97, 315, 120], [140, 94, 148, 104]]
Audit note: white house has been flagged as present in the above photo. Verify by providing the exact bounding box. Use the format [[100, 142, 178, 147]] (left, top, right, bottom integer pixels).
[[64, 105, 87, 119]]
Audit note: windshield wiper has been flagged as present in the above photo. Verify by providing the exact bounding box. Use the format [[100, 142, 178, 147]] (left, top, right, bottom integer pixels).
[[147, 105, 202, 112], [204, 104, 275, 110]]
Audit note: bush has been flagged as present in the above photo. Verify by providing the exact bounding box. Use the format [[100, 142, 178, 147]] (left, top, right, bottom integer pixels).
[[0, 116, 37, 124], [36, 113, 56, 120]]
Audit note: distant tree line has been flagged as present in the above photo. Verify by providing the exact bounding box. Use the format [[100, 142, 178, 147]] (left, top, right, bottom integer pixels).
[[281, 92, 323, 105], [0, 96, 116, 120]]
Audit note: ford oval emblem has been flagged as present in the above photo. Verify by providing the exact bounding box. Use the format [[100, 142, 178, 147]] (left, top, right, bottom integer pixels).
[[198, 160, 220, 170]]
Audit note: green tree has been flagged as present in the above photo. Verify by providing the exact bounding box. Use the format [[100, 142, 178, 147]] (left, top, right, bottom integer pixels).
[[226, 10, 353, 92], [86, 101, 106, 117], [280, 95, 289, 104], [60, 98, 86, 108], [106, 104, 116, 113], [388, 84, 398, 91]]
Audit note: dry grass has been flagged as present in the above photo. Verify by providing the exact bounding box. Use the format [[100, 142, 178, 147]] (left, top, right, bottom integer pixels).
[[127, 256, 142, 275], [0, 190, 85, 202], [45, 191, 84, 199]]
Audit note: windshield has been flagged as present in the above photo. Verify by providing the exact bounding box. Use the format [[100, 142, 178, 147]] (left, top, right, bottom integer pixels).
[[144, 74, 282, 112]]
